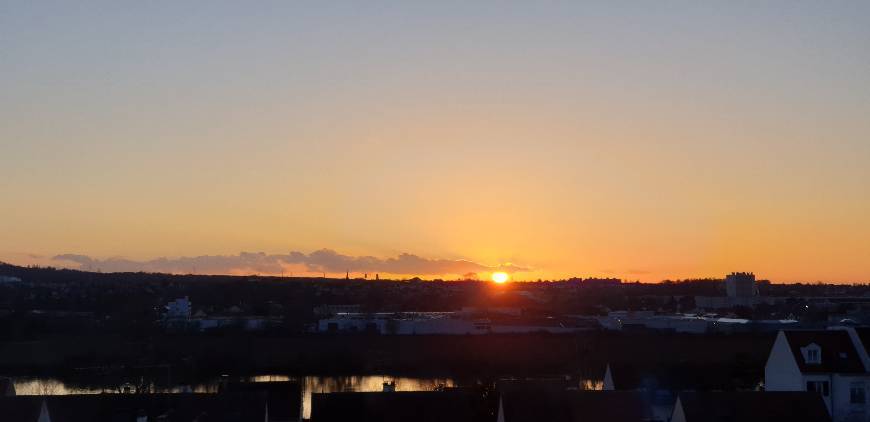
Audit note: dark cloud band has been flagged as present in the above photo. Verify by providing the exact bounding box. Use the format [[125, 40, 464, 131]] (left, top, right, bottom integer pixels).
[[52, 250, 531, 277]]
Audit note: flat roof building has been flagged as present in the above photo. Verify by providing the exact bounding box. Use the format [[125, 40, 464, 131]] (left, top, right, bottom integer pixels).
[[725, 272, 756, 298]]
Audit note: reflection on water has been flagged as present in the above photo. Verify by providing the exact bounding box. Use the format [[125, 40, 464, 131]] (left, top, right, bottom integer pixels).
[[13, 375, 455, 419], [301, 376, 455, 419], [580, 379, 604, 391], [14, 375, 603, 419], [12, 377, 221, 395]]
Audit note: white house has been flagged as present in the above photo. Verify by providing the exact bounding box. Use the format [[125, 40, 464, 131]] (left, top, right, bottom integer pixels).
[[765, 328, 870, 422]]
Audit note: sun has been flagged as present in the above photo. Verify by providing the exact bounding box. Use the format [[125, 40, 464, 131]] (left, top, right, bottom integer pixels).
[[491, 272, 510, 284]]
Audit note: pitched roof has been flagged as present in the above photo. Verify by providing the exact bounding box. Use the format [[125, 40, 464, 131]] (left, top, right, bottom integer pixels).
[[783, 330, 865, 373], [43, 393, 267, 422], [675, 392, 830, 422], [220, 381, 301, 421], [853, 327, 870, 353], [499, 390, 647, 422], [603, 362, 759, 391], [0, 396, 44, 422], [310, 391, 480, 422]]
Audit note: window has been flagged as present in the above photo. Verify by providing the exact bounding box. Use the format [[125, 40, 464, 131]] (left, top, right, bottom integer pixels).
[[851, 383, 866, 404], [802, 344, 822, 364], [807, 381, 830, 397]]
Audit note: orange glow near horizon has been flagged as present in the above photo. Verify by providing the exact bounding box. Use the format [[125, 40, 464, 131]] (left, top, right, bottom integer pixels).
[[2, 3, 870, 284], [491, 272, 509, 284]]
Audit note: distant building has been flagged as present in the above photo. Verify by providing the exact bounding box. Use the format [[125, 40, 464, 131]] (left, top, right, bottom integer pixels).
[[695, 272, 768, 309], [317, 312, 588, 335], [568, 278, 622, 287], [381, 380, 396, 392], [671, 391, 830, 422], [765, 328, 870, 422], [598, 311, 708, 334], [164, 296, 192, 320], [313, 304, 361, 316], [163, 298, 278, 332], [0, 275, 22, 284], [694, 295, 779, 309], [193, 316, 278, 331], [725, 272, 757, 298], [317, 312, 491, 335], [460, 306, 522, 317], [596, 311, 798, 334]]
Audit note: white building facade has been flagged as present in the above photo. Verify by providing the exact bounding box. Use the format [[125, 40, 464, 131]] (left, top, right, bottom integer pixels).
[[725, 272, 756, 298], [317, 312, 582, 335], [765, 328, 870, 422]]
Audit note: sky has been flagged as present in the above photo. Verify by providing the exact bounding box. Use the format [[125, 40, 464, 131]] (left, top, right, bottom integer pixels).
[[1, 1, 869, 282]]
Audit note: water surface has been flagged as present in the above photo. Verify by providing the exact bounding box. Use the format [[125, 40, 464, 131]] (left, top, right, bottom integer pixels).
[[13, 374, 456, 419]]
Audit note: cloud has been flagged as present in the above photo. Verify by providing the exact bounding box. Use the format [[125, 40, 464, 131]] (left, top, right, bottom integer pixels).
[[52, 249, 532, 277]]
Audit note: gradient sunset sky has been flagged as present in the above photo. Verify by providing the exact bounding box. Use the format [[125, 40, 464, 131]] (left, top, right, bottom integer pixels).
[[2, 2, 869, 282]]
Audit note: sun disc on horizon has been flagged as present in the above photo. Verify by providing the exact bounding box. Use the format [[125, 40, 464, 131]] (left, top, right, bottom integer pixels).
[[491, 272, 509, 284]]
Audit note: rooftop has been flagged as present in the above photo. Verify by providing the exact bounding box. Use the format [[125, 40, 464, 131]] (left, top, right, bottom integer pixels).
[[783, 330, 865, 373], [25, 393, 268, 422], [499, 390, 647, 422], [310, 391, 480, 422], [675, 391, 830, 422]]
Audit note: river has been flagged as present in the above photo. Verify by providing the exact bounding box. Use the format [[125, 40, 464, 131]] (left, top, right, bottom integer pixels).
[[12, 374, 457, 419]]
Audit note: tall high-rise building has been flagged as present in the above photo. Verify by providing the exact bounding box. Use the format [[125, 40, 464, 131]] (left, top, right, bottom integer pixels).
[[725, 272, 756, 298]]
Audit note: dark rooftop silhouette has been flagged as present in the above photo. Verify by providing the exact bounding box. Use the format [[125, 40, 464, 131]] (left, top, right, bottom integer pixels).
[[673, 391, 831, 422]]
